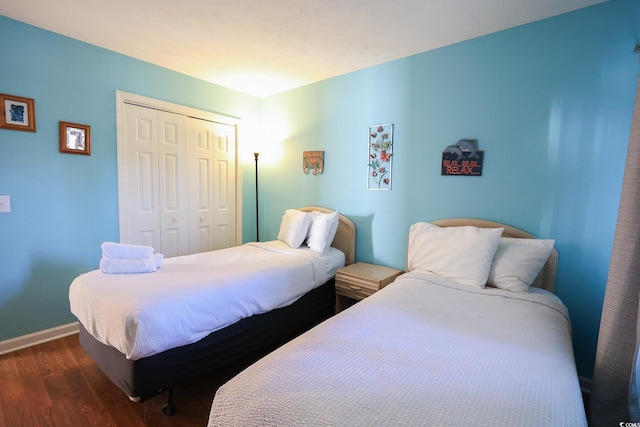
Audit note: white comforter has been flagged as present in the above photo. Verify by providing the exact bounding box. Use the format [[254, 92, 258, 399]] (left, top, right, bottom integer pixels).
[[208, 270, 587, 427], [69, 241, 344, 360]]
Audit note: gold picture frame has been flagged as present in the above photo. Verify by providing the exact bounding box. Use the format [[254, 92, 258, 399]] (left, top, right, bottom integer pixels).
[[59, 121, 91, 155], [0, 93, 36, 132]]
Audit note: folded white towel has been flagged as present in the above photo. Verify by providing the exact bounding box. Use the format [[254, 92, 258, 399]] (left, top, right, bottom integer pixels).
[[100, 257, 158, 274], [152, 253, 164, 269], [101, 242, 154, 259]]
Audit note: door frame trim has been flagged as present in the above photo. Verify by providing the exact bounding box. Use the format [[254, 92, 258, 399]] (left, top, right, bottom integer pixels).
[[115, 90, 243, 247]]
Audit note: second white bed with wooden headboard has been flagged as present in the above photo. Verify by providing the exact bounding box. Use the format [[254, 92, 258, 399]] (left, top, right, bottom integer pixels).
[[208, 219, 587, 427]]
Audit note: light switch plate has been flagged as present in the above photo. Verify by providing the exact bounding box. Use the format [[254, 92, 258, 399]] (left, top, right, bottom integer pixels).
[[0, 195, 11, 213]]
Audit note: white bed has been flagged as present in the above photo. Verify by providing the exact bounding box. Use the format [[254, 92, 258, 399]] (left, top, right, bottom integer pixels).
[[207, 218, 587, 427], [68, 206, 356, 411], [70, 240, 345, 360]]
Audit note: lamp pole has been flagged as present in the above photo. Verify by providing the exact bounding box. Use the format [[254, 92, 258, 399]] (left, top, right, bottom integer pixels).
[[254, 152, 260, 242]]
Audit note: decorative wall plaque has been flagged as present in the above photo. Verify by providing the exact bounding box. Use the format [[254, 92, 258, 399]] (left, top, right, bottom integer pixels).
[[441, 139, 483, 176], [303, 151, 324, 175], [368, 123, 393, 190]]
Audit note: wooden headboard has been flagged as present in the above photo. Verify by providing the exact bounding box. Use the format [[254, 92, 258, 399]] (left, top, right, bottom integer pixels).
[[299, 206, 356, 265], [431, 218, 558, 293]]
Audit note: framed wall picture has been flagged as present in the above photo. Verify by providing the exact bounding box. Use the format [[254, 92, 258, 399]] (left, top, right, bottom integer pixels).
[[0, 94, 36, 132], [303, 150, 324, 175], [59, 121, 91, 155], [367, 123, 393, 190], [441, 139, 484, 176]]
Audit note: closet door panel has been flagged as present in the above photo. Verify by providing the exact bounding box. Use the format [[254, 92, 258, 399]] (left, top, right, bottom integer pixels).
[[158, 111, 190, 258], [212, 123, 237, 250], [122, 104, 161, 250], [193, 156, 213, 252], [188, 118, 216, 252]]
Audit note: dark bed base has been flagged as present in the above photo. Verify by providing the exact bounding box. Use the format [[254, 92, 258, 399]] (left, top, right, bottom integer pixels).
[[79, 279, 335, 404]]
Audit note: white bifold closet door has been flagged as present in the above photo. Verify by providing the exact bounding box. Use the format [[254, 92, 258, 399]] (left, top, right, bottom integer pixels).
[[121, 103, 236, 257]]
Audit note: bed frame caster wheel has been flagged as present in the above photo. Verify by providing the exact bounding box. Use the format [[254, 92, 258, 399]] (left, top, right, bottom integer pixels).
[[162, 387, 176, 415], [162, 404, 176, 416]]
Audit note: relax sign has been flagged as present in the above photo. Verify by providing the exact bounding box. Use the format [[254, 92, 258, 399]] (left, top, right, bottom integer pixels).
[[441, 139, 484, 176]]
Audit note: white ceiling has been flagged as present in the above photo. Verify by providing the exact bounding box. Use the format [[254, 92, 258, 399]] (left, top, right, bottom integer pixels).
[[1, 0, 605, 97]]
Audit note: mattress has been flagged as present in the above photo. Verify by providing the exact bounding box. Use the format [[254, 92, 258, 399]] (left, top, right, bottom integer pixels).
[[69, 241, 345, 360], [208, 270, 587, 427], [77, 279, 336, 399]]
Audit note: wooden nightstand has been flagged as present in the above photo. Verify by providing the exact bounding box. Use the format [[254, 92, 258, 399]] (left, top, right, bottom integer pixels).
[[335, 262, 403, 312]]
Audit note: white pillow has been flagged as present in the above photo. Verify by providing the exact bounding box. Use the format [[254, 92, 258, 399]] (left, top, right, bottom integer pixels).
[[277, 209, 313, 248], [407, 222, 503, 288], [487, 237, 555, 292], [306, 211, 339, 253]]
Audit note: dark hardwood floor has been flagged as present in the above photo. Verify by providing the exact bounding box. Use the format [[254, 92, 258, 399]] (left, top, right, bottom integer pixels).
[[1, 332, 593, 426], [0, 334, 240, 427]]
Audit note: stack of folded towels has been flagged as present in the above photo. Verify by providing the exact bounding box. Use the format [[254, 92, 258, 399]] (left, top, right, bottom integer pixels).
[[99, 242, 164, 274]]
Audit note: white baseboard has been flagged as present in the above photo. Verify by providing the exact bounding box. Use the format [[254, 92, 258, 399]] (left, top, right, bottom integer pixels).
[[0, 322, 80, 355]]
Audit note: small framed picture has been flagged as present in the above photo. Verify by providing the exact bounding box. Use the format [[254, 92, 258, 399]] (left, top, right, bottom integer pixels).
[[0, 94, 36, 132], [59, 121, 91, 155]]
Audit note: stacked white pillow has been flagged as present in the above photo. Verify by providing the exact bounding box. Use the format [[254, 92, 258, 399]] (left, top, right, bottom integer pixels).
[[407, 222, 503, 288], [487, 237, 555, 292], [276, 209, 340, 254], [277, 209, 313, 249], [407, 222, 555, 292], [306, 210, 339, 253]]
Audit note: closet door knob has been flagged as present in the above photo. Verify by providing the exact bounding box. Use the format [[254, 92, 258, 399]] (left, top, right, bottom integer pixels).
[[172, 218, 178, 223], [200, 216, 205, 221]]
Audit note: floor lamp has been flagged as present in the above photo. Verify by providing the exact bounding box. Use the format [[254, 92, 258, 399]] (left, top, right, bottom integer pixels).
[[254, 152, 260, 242]]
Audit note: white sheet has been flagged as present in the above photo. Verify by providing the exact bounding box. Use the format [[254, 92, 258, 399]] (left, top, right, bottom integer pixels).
[[208, 270, 587, 427], [69, 241, 344, 360]]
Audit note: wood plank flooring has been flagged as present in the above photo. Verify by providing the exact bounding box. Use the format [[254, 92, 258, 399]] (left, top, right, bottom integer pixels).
[[0, 334, 241, 427], [1, 332, 593, 426]]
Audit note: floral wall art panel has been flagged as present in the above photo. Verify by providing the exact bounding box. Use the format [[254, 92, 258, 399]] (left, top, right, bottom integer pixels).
[[367, 124, 393, 190]]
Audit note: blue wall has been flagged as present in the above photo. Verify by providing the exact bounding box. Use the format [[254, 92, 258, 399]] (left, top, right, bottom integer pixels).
[[0, 16, 260, 339], [257, 0, 640, 378], [1, 0, 639, 380]]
